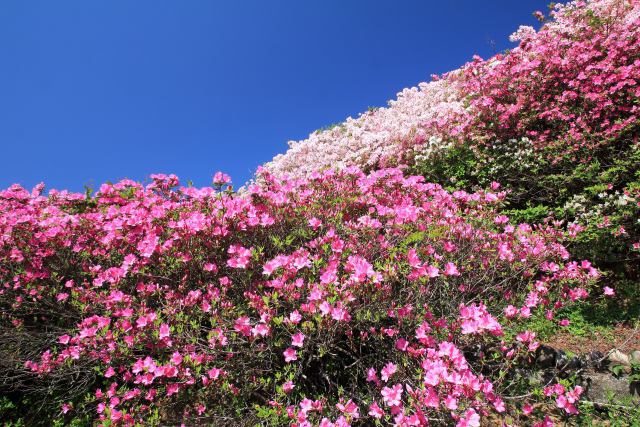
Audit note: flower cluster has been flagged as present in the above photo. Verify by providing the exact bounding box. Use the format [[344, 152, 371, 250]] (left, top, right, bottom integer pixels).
[[0, 168, 599, 425], [454, 0, 640, 157], [265, 0, 640, 178]]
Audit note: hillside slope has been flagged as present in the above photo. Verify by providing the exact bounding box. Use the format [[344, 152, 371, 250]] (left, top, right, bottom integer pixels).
[[1, 0, 639, 425]]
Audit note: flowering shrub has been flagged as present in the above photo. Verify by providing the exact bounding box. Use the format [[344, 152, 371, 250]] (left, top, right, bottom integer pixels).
[[265, 78, 465, 177], [0, 169, 599, 425], [266, 0, 639, 363], [452, 0, 640, 156], [266, 0, 639, 177]]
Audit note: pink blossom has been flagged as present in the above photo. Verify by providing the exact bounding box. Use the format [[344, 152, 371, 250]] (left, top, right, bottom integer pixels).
[[292, 332, 305, 348], [251, 323, 270, 337], [444, 262, 460, 276], [289, 310, 302, 324], [283, 380, 295, 393], [381, 383, 403, 407], [368, 402, 384, 419], [457, 409, 480, 427], [212, 172, 231, 185], [170, 352, 183, 365], [166, 383, 180, 396], [283, 348, 297, 363], [159, 323, 170, 339], [381, 362, 397, 382], [104, 367, 115, 378], [308, 217, 322, 229], [366, 367, 380, 385]]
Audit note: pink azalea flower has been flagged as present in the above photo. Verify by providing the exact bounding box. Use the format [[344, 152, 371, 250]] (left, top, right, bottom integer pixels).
[[395, 338, 409, 351], [203, 262, 217, 272], [366, 367, 379, 384], [381, 383, 403, 407], [444, 395, 458, 410], [207, 367, 221, 380], [444, 262, 460, 276], [308, 217, 322, 229], [368, 402, 384, 419], [289, 310, 302, 324], [104, 366, 115, 378], [252, 323, 270, 337], [283, 348, 297, 363], [159, 323, 170, 339], [212, 172, 231, 185], [166, 383, 180, 396], [457, 409, 480, 427], [282, 380, 295, 393], [336, 399, 359, 418], [292, 332, 305, 348], [136, 316, 148, 328], [425, 265, 440, 278], [380, 362, 397, 382]]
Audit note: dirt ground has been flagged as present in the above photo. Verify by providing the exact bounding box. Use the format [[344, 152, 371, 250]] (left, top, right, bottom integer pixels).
[[545, 323, 640, 355]]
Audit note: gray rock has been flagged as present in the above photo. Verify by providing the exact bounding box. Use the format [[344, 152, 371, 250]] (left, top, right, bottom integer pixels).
[[587, 350, 606, 371], [630, 350, 640, 365], [556, 350, 583, 372], [536, 345, 557, 368], [584, 371, 640, 405], [527, 369, 545, 386]]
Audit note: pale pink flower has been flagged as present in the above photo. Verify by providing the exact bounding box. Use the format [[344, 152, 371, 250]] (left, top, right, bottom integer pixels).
[[381, 383, 403, 407], [368, 401, 384, 419], [444, 262, 460, 276], [381, 362, 397, 382], [212, 172, 231, 185], [292, 332, 305, 348], [457, 409, 480, 427]]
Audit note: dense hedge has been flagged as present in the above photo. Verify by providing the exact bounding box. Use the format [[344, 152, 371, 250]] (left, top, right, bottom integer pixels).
[[1, 170, 598, 425]]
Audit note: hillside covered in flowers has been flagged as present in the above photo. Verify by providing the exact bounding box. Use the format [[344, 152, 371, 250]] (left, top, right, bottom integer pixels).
[[1, 0, 639, 425]]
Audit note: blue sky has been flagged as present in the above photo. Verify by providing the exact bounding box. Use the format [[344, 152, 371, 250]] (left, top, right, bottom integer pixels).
[[0, 1, 548, 191]]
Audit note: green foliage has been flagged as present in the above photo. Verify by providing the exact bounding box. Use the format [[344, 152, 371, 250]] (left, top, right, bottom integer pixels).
[[411, 136, 640, 330], [575, 397, 640, 426]]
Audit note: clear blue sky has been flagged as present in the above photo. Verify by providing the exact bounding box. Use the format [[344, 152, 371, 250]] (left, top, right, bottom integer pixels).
[[0, 1, 548, 191]]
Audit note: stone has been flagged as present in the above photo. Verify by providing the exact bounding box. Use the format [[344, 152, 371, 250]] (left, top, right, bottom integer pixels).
[[583, 371, 640, 405], [608, 350, 631, 367], [587, 350, 606, 371], [608, 350, 632, 374], [536, 345, 557, 368], [526, 369, 545, 386], [556, 351, 583, 372], [630, 350, 640, 365]]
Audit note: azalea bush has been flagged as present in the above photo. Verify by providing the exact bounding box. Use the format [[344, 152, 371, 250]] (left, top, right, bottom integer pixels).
[[268, 0, 640, 337], [449, 0, 640, 156], [265, 0, 640, 179], [426, 0, 640, 297], [0, 168, 599, 425]]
